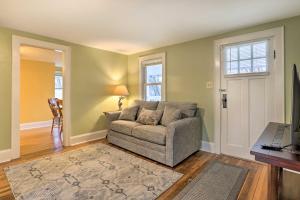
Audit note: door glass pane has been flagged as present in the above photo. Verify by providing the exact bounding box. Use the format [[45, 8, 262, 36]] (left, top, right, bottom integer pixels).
[[146, 85, 161, 101], [240, 60, 251, 73], [225, 48, 231, 61], [226, 61, 238, 74], [224, 40, 268, 75], [239, 45, 251, 60], [230, 47, 238, 61], [253, 42, 267, 58], [253, 58, 267, 72], [145, 64, 162, 83]]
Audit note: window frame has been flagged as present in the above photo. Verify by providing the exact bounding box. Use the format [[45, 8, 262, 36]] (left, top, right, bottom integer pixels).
[[222, 38, 273, 78], [139, 52, 166, 101]]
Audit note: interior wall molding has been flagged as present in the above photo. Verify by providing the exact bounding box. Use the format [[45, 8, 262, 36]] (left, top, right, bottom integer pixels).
[[70, 130, 108, 146], [200, 141, 216, 154], [0, 149, 12, 163], [0, 130, 107, 164], [20, 120, 52, 131], [12, 35, 72, 160]]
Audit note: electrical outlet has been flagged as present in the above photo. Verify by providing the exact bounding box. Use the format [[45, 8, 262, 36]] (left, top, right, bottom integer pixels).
[[206, 81, 213, 89]]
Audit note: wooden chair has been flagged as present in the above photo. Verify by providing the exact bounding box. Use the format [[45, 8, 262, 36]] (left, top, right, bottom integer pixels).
[[48, 98, 63, 136]]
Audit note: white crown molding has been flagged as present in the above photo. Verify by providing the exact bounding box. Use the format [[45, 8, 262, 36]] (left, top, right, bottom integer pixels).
[[70, 130, 108, 146], [20, 120, 52, 131]]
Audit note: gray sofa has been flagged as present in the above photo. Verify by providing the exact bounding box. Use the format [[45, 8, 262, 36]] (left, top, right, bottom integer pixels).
[[106, 100, 201, 167]]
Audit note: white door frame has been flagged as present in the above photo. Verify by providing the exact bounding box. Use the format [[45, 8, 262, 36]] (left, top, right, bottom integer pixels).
[[213, 27, 285, 154], [11, 36, 72, 159]]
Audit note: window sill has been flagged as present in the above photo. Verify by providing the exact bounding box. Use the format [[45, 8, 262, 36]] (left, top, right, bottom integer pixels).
[[224, 72, 270, 78]]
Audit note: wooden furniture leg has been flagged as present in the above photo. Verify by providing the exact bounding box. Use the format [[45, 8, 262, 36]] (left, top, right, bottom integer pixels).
[[51, 118, 54, 134], [268, 165, 282, 200]]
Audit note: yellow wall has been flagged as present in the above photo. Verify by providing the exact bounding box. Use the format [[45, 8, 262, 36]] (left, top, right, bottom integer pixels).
[[0, 26, 127, 151], [20, 59, 55, 123]]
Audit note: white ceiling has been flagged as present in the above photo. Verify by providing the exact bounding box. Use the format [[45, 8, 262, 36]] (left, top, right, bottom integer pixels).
[[1, 0, 300, 55], [20, 45, 63, 67]]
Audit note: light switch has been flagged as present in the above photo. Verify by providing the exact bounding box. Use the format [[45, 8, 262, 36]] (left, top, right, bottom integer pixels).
[[206, 81, 213, 89]]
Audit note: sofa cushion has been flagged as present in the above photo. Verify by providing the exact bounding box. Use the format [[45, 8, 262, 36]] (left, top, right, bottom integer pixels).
[[132, 125, 167, 145], [111, 120, 142, 136], [161, 105, 182, 126], [134, 100, 159, 116], [137, 108, 163, 125], [118, 105, 139, 121], [157, 101, 197, 118]]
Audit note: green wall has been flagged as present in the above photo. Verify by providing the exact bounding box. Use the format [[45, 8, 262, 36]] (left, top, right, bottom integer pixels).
[[128, 15, 300, 142], [0, 27, 127, 150], [1, 15, 300, 150]]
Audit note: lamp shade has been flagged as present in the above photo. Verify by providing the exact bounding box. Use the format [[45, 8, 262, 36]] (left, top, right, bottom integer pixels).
[[112, 85, 129, 96]]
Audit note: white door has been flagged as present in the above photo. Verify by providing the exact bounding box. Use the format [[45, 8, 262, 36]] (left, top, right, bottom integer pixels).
[[220, 38, 283, 160]]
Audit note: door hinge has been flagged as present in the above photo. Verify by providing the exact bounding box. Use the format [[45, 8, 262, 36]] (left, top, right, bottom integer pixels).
[[274, 50, 276, 59]]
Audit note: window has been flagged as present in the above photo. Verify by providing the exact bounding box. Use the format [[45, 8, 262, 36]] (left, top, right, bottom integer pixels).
[[139, 53, 165, 101], [224, 40, 269, 75], [55, 73, 63, 99]]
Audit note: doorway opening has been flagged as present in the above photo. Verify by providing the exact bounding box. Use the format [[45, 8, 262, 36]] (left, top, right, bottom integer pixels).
[[19, 45, 64, 156], [12, 36, 71, 160]]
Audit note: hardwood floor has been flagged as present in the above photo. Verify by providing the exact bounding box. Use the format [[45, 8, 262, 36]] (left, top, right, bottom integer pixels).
[[0, 131, 269, 200], [20, 127, 63, 156]]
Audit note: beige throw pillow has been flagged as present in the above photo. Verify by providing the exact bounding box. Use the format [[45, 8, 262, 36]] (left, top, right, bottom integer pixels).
[[118, 105, 139, 121], [161, 105, 181, 126], [137, 108, 163, 125]]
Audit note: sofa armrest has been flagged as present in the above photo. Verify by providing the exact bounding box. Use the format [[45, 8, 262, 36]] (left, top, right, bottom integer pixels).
[[104, 111, 121, 126], [166, 117, 201, 166]]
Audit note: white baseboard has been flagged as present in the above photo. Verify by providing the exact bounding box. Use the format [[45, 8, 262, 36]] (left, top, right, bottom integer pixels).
[[70, 130, 107, 146], [20, 120, 52, 130], [200, 141, 216, 153], [0, 149, 12, 163], [284, 168, 300, 175]]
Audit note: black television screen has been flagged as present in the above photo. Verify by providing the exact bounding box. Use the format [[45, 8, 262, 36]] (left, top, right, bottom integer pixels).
[[291, 64, 300, 150]]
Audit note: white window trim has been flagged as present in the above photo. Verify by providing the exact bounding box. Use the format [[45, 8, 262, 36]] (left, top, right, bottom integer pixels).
[[139, 52, 166, 101], [213, 27, 285, 154]]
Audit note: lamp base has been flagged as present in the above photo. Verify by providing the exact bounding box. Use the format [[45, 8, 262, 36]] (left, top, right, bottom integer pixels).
[[118, 96, 125, 110]]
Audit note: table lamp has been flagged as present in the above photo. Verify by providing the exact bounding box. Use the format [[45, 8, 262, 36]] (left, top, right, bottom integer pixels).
[[112, 85, 129, 110]]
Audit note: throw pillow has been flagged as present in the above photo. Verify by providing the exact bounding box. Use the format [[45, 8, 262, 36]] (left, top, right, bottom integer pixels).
[[118, 105, 139, 121], [134, 100, 159, 116], [161, 105, 181, 126], [137, 108, 163, 125]]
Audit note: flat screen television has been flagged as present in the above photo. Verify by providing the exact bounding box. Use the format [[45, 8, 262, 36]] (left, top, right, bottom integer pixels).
[[291, 64, 300, 150]]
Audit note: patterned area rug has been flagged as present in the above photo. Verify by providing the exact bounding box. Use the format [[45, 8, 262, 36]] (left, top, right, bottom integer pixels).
[[173, 160, 248, 200], [5, 143, 182, 200]]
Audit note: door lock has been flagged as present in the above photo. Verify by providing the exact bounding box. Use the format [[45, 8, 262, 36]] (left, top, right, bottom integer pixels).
[[222, 94, 227, 108]]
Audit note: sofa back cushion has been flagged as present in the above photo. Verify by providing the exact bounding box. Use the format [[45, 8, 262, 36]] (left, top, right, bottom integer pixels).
[[134, 100, 159, 116], [161, 105, 182, 126], [137, 108, 163, 126], [118, 105, 139, 121], [157, 101, 197, 118]]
